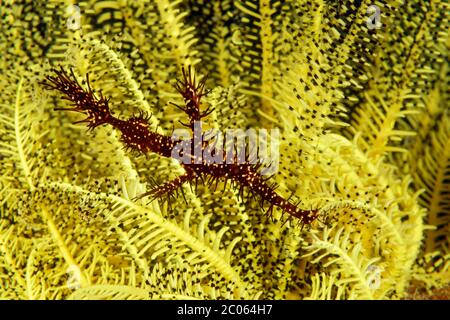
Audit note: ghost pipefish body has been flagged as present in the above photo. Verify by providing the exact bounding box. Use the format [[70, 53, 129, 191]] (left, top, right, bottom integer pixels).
[[42, 66, 319, 225]]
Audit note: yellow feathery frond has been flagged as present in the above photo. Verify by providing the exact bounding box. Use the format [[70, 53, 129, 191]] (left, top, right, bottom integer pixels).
[[306, 272, 347, 300], [68, 285, 149, 300], [303, 227, 380, 299], [415, 113, 450, 252], [0, 0, 447, 301]]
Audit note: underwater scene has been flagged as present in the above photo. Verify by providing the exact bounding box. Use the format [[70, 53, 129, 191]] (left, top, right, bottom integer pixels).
[[0, 0, 448, 300]]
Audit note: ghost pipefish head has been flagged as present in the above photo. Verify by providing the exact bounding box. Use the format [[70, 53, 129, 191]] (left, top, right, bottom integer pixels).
[[41, 66, 113, 131]]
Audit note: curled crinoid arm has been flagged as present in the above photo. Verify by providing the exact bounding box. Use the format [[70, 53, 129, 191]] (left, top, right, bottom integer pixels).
[[42, 66, 112, 130], [172, 66, 213, 129]]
